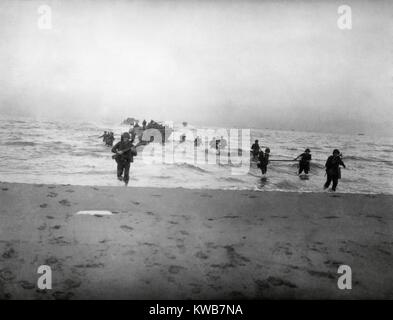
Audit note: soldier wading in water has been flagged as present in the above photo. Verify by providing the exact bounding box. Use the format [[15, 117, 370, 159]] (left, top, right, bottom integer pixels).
[[111, 132, 137, 186]]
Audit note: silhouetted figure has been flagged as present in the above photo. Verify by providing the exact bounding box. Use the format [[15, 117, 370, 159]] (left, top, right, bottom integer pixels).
[[258, 148, 270, 175], [251, 140, 260, 160], [99, 131, 107, 142], [295, 148, 312, 175], [194, 136, 202, 147], [324, 149, 346, 192], [219, 136, 227, 149], [111, 132, 137, 186], [105, 132, 114, 147]]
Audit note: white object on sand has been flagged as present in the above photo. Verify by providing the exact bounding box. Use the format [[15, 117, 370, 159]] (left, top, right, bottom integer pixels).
[[76, 210, 113, 216]]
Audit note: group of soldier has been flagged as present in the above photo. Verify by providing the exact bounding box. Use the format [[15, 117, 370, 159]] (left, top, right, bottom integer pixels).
[[250, 139, 346, 191], [98, 131, 115, 147], [98, 128, 346, 192]]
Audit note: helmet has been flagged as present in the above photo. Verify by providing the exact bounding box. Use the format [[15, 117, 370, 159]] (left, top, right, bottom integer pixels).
[[122, 132, 131, 139], [333, 149, 340, 155], [305, 148, 310, 153], [265, 147, 270, 153]]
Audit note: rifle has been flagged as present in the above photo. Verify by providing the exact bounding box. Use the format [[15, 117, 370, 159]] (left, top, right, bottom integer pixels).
[[112, 145, 137, 159]]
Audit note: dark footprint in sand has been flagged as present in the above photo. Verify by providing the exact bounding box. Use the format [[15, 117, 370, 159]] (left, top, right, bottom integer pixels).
[[74, 263, 104, 268], [307, 270, 335, 280], [230, 291, 247, 299], [248, 195, 258, 198], [191, 287, 202, 294], [51, 225, 61, 230], [195, 251, 209, 260], [47, 192, 58, 198], [48, 186, 56, 189], [2, 247, 16, 259], [64, 279, 81, 290], [120, 225, 134, 232], [132, 201, 140, 205], [324, 260, 343, 268], [168, 265, 186, 274], [179, 230, 189, 236], [206, 242, 219, 249], [168, 221, 178, 225], [2, 293, 12, 300], [378, 248, 391, 256], [45, 257, 58, 265], [0, 268, 15, 281], [256, 277, 297, 290], [40, 203, 48, 208], [37, 224, 47, 231], [142, 242, 157, 247], [59, 199, 71, 206], [1, 188, 8, 191], [164, 251, 177, 260], [323, 216, 339, 219], [19, 280, 36, 290], [146, 211, 155, 216], [52, 291, 74, 300], [267, 277, 297, 288], [49, 236, 71, 245], [46, 216, 54, 219], [366, 215, 383, 221]]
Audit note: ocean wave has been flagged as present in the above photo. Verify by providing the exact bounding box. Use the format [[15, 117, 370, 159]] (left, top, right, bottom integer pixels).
[[152, 175, 172, 179], [247, 172, 261, 178], [218, 162, 243, 168], [274, 179, 299, 190], [0, 118, 392, 194], [171, 162, 209, 173], [71, 151, 108, 158], [3, 141, 37, 147], [65, 170, 115, 175], [311, 162, 326, 169], [218, 177, 245, 183], [343, 155, 385, 162]]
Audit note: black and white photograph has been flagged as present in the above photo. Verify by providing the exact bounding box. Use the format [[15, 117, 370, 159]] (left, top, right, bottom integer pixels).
[[0, 0, 392, 305]]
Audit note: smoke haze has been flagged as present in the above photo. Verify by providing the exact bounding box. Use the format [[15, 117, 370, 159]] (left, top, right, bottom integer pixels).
[[0, 0, 392, 135]]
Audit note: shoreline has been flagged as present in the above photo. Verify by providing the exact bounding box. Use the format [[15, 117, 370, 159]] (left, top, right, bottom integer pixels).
[[0, 181, 392, 299], [0, 179, 391, 196]]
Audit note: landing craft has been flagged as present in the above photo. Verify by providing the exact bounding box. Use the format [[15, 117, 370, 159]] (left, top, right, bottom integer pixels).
[[123, 117, 174, 144]]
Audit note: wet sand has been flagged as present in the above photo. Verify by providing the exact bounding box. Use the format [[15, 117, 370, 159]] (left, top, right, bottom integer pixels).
[[0, 181, 392, 300]]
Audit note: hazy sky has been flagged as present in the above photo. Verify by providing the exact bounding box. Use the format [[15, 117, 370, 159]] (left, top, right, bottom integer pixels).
[[0, 0, 392, 135]]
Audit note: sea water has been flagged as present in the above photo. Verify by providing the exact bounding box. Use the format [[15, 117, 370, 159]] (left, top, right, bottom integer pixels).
[[0, 116, 392, 194]]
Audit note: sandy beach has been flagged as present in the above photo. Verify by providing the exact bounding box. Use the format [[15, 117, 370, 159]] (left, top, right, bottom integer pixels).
[[0, 181, 392, 300]]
